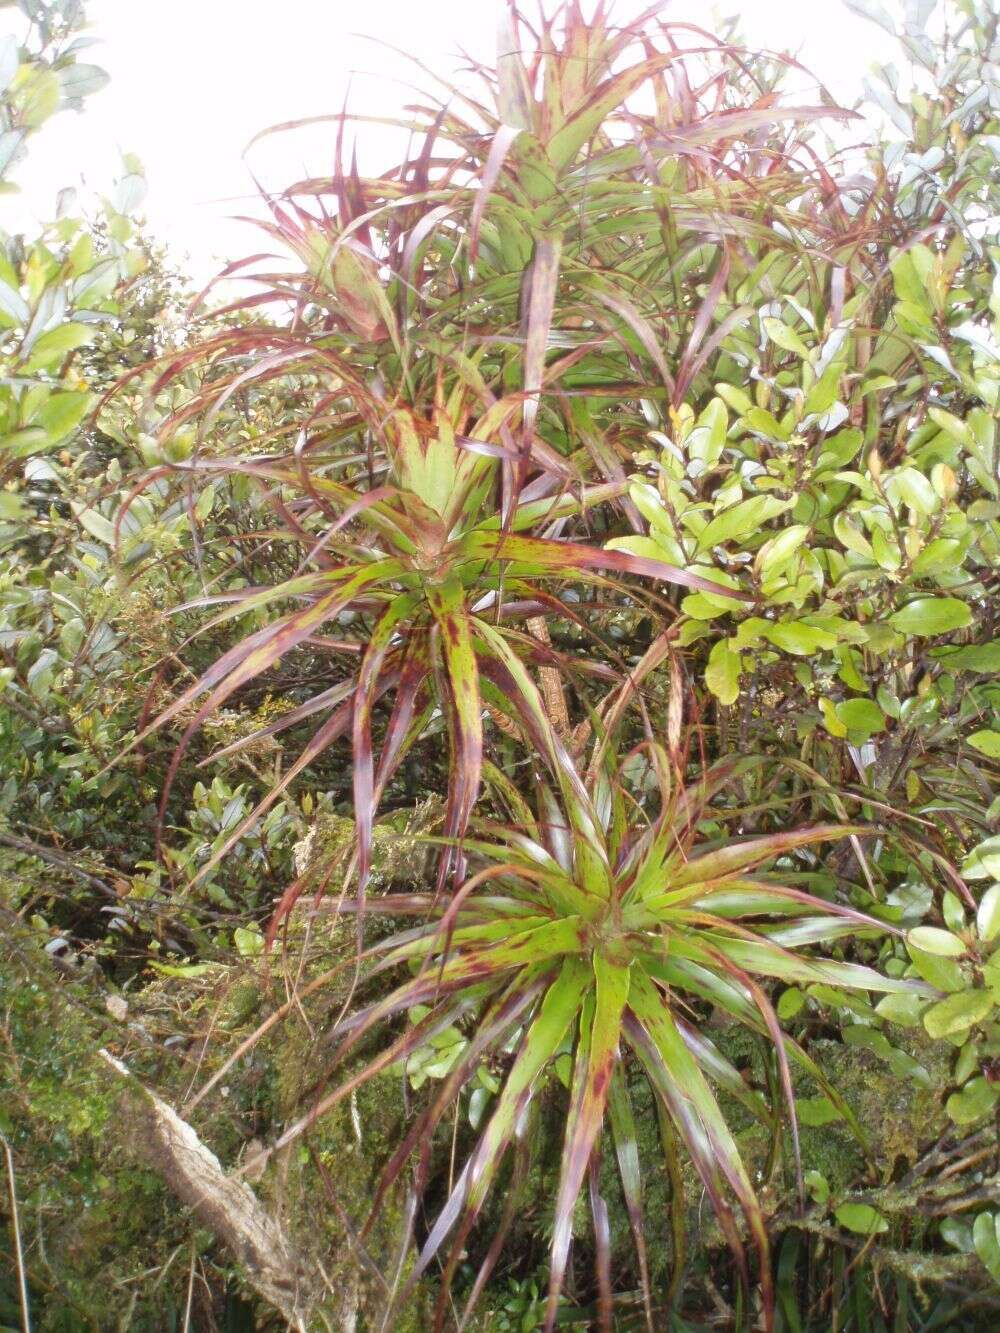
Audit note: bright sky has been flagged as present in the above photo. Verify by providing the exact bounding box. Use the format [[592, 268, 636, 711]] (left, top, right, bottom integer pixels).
[[8, 0, 899, 281]]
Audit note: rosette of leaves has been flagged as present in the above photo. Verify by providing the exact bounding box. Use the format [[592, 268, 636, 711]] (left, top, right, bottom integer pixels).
[[261, 728, 927, 1331], [123, 377, 734, 897]]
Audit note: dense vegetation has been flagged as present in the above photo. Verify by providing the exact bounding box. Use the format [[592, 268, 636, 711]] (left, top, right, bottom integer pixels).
[[2, 0, 1000, 1328]]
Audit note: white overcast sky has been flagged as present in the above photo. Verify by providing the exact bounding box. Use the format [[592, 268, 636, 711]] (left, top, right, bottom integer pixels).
[[7, 0, 900, 281]]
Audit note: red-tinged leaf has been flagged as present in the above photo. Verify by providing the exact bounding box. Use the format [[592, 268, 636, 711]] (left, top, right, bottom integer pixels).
[[624, 1007, 749, 1282], [377, 916, 586, 1012], [667, 824, 865, 889], [372, 915, 553, 976], [457, 1133, 534, 1330], [186, 684, 362, 893], [675, 248, 731, 404], [675, 301, 755, 405], [535, 773, 611, 906], [544, 954, 630, 1331], [199, 678, 357, 766], [427, 578, 483, 885], [513, 233, 562, 517], [496, 9, 533, 130], [626, 971, 773, 1319], [455, 429, 574, 481], [607, 1069, 653, 1332], [588, 1153, 614, 1333], [150, 560, 399, 751], [470, 124, 524, 260], [363, 970, 549, 1244], [689, 938, 803, 1207], [478, 828, 594, 919], [151, 575, 391, 855], [634, 879, 893, 938], [353, 592, 424, 895], [474, 622, 586, 808], [642, 954, 866, 1149], [182, 571, 336, 633], [268, 997, 470, 1156], [652, 104, 857, 152], [475, 658, 607, 908], [547, 54, 680, 171], [481, 758, 539, 834], [371, 643, 433, 802], [674, 1017, 772, 1127], [459, 529, 751, 599], [481, 479, 626, 531], [401, 202, 456, 289], [413, 957, 591, 1277], [581, 280, 675, 398], [695, 935, 931, 994]]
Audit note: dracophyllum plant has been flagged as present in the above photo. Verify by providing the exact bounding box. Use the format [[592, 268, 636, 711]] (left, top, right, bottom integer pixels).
[[122, 369, 732, 896], [262, 724, 930, 1332]]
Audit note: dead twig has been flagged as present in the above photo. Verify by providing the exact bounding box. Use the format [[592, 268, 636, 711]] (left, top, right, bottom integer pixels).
[[1, 1132, 31, 1333]]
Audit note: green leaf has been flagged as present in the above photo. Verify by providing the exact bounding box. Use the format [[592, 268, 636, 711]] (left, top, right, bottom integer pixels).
[[804, 1170, 829, 1204], [763, 316, 810, 358], [233, 926, 264, 958], [805, 364, 844, 417], [973, 1212, 1000, 1282], [755, 525, 810, 580], [906, 946, 965, 993], [765, 622, 838, 656], [923, 990, 993, 1040], [835, 1203, 889, 1235], [889, 599, 972, 636], [833, 512, 874, 559], [977, 884, 1000, 944], [888, 467, 937, 515], [817, 428, 863, 470], [0, 277, 28, 324], [0, 491, 30, 520], [149, 961, 213, 979], [777, 988, 805, 1020], [796, 1095, 842, 1127], [874, 993, 924, 1026], [35, 389, 91, 443], [968, 730, 1000, 759], [927, 405, 973, 448], [940, 1216, 976, 1253], [547, 54, 675, 171], [71, 503, 116, 545], [946, 1077, 999, 1125], [744, 406, 789, 440], [835, 698, 885, 740], [819, 697, 848, 738], [907, 926, 966, 957], [931, 642, 1000, 673], [705, 639, 741, 706], [687, 398, 728, 470], [1, 426, 49, 459], [696, 495, 790, 553], [963, 837, 1000, 882], [22, 321, 94, 370]]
